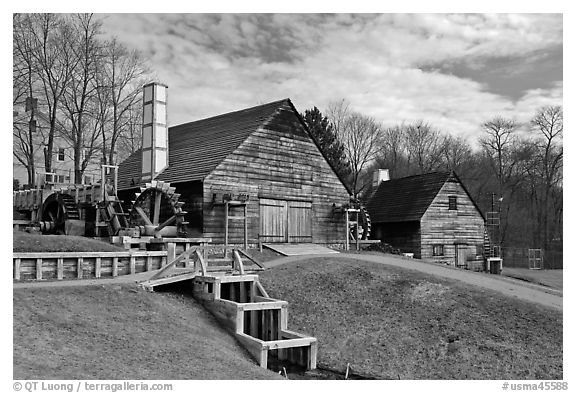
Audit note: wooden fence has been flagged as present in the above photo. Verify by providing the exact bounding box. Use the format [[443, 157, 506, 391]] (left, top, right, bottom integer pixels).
[[13, 251, 167, 281]]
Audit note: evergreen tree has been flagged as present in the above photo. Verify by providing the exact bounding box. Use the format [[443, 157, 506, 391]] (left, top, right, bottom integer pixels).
[[301, 107, 351, 185]]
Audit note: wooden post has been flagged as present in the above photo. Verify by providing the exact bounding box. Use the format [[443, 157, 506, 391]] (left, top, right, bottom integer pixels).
[[244, 203, 248, 250], [356, 210, 360, 251], [14, 258, 21, 280], [57, 258, 64, 280], [77, 257, 83, 279], [36, 258, 42, 280], [167, 242, 176, 264], [95, 257, 102, 278], [259, 348, 268, 369], [130, 256, 136, 275], [345, 211, 349, 251], [309, 341, 318, 370], [224, 202, 229, 258], [146, 255, 152, 271], [112, 257, 119, 277], [235, 306, 244, 334]]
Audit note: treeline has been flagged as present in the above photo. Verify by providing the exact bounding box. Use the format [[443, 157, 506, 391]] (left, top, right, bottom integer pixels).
[[13, 13, 151, 186], [302, 101, 563, 251]]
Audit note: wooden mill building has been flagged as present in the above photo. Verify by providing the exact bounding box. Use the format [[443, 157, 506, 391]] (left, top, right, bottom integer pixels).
[[367, 171, 485, 265], [117, 83, 351, 246]]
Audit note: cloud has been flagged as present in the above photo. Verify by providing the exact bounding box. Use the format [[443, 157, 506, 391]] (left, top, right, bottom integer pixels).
[[99, 13, 562, 146]]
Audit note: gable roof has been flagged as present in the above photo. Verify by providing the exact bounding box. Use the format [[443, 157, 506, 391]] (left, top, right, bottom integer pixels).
[[117, 99, 291, 190], [367, 171, 483, 223]]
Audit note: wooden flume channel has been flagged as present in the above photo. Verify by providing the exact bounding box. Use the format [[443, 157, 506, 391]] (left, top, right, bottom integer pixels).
[[141, 247, 317, 371]]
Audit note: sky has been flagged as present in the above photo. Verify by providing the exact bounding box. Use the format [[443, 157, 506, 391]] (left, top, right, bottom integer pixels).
[[99, 13, 563, 144]]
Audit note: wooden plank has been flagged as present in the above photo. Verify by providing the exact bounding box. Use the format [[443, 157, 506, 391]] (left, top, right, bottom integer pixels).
[[57, 258, 64, 280], [112, 257, 119, 277], [77, 257, 83, 279], [95, 257, 102, 278], [14, 258, 21, 280], [265, 338, 315, 350], [145, 271, 199, 288], [239, 280, 246, 303], [241, 301, 287, 311]]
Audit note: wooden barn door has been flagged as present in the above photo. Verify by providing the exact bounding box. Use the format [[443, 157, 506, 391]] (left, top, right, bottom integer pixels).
[[260, 199, 313, 243], [288, 201, 312, 243], [260, 199, 288, 243]]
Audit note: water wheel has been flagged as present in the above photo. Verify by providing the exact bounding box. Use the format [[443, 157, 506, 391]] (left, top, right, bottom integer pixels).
[[129, 181, 187, 238], [40, 193, 82, 235]]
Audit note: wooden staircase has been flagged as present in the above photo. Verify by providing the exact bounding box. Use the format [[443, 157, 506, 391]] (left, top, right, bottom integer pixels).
[[140, 246, 317, 370]]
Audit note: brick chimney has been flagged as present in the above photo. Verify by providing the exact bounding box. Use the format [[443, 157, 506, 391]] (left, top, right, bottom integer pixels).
[[141, 82, 168, 181]]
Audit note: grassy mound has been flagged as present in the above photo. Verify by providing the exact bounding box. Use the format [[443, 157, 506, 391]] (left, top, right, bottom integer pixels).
[[259, 258, 562, 380], [13, 285, 281, 380], [13, 231, 123, 253]]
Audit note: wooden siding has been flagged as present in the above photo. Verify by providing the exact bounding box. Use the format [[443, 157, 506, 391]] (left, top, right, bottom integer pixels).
[[202, 109, 349, 245], [420, 180, 485, 264]]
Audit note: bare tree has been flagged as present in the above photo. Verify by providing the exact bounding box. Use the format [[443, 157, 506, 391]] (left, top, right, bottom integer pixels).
[[97, 38, 149, 165], [404, 121, 444, 174], [338, 112, 383, 196], [529, 105, 563, 249], [26, 14, 77, 175], [440, 134, 473, 173], [13, 14, 40, 186], [61, 13, 103, 183]]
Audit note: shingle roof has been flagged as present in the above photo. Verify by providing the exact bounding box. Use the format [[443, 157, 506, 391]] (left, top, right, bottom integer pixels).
[[367, 172, 453, 223], [117, 99, 291, 190]]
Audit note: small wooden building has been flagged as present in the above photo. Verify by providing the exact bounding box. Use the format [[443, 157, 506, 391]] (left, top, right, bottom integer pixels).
[[367, 171, 485, 265], [117, 88, 350, 246]]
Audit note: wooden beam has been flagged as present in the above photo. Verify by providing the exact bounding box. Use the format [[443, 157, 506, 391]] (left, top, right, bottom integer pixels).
[[129, 256, 136, 275], [134, 206, 153, 226], [241, 301, 287, 311], [153, 190, 162, 225]]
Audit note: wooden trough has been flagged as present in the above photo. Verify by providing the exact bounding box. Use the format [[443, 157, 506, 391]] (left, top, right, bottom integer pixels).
[[140, 247, 317, 371]]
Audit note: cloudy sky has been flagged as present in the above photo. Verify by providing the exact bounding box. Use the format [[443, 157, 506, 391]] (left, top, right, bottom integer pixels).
[[100, 13, 562, 144]]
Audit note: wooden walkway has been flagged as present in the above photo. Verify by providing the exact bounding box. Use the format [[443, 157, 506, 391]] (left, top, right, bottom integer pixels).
[[263, 243, 339, 256]]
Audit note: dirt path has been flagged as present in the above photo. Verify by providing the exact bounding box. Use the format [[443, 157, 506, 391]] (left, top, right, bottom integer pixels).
[[263, 253, 563, 311], [14, 252, 562, 311], [12, 271, 156, 289]]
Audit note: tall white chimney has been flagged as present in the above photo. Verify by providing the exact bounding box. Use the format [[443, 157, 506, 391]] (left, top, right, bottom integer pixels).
[[141, 82, 168, 181], [372, 169, 390, 188]]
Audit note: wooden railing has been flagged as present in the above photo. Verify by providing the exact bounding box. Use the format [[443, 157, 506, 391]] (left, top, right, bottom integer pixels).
[[13, 251, 167, 281]]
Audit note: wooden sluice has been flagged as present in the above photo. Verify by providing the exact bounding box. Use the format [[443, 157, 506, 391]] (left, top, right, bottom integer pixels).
[[140, 246, 317, 371]]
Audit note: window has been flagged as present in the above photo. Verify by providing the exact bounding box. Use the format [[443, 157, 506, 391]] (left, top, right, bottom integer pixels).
[[433, 244, 444, 256], [57, 148, 65, 162], [84, 176, 92, 185], [448, 196, 458, 210]]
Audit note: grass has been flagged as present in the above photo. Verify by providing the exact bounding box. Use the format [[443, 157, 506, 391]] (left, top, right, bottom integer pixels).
[[13, 284, 282, 380], [502, 268, 563, 290], [259, 257, 563, 380], [13, 231, 124, 253]]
